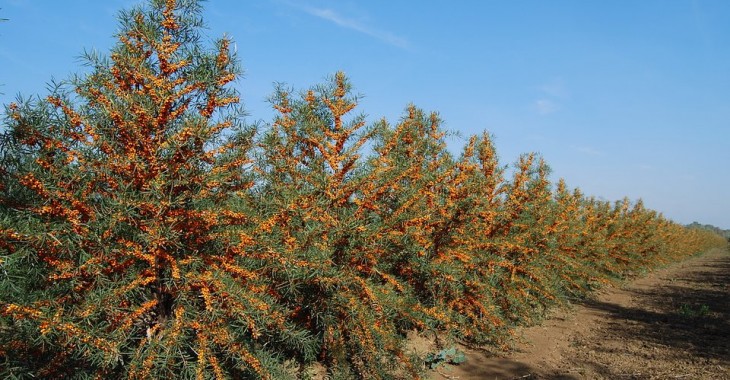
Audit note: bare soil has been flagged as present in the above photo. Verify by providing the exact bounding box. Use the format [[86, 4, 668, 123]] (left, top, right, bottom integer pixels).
[[425, 246, 730, 380]]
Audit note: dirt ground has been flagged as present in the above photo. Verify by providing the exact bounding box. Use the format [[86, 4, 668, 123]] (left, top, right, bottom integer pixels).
[[426, 246, 730, 380]]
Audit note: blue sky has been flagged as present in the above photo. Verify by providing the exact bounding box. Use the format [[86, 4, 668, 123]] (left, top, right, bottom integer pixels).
[[1, 0, 729, 228]]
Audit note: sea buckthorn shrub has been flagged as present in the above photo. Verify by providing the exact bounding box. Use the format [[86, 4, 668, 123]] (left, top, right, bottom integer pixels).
[[250, 76, 428, 379], [0, 1, 312, 378], [1, 0, 726, 379]]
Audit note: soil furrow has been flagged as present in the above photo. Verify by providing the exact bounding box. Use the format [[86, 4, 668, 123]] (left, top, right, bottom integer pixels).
[[428, 246, 730, 380]]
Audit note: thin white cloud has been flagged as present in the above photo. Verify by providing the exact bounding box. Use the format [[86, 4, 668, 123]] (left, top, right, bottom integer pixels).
[[535, 99, 558, 115], [539, 78, 569, 98], [300, 6, 409, 49], [573, 145, 602, 156], [639, 163, 653, 170], [526, 133, 545, 141], [0, 47, 22, 65], [4, 0, 30, 8], [533, 78, 568, 115]]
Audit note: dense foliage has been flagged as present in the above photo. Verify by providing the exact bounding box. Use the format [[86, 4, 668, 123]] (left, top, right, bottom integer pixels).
[[1, 1, 726, 379], [686, 222, 730, 239]]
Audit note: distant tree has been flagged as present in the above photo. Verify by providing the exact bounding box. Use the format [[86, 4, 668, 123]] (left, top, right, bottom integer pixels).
[[686, 222, 730, 239]]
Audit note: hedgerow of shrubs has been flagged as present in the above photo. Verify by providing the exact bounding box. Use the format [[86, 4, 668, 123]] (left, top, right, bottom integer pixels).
[[1, 1, 726, 379]]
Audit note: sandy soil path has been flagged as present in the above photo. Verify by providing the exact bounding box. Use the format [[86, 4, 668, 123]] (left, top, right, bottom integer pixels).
[[427, 246, 730, 380]]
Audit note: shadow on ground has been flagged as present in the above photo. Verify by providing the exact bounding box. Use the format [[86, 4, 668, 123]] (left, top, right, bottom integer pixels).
[[566, 250, 730, 379], [433, 357, 580, 380], [427, 248, 730, 379]]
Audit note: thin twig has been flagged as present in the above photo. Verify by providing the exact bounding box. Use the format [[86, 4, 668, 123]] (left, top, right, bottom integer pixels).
[[510, 374, 536, 380], [435, 367, 459, 379]]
